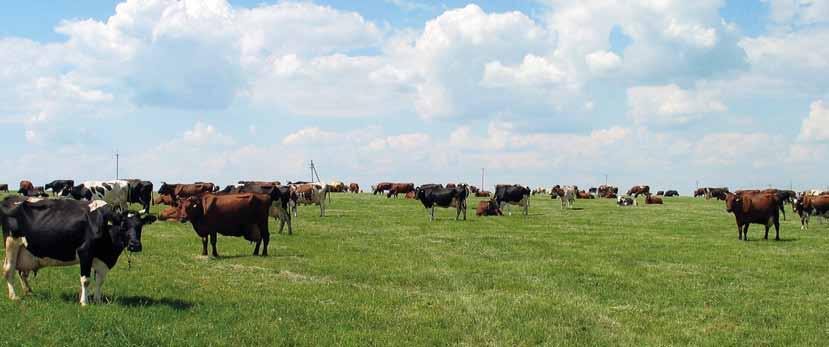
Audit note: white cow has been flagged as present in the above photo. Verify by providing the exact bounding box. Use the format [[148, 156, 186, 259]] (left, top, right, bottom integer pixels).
[[79, 180, 132, 212]]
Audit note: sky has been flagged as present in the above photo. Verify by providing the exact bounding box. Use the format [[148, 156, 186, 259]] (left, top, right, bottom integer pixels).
[[1, 0, 828, 194]]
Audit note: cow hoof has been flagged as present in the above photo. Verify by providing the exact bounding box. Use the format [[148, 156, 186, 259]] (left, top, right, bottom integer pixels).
[[9, 294, 19, 301]]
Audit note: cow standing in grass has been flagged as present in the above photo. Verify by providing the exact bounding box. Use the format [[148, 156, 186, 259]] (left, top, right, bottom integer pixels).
[[725, 193, 781, 241], [551, 185, 577, 209], [795, 195, 829, 230], [495, 185, 530, 216], [176, 193, 271, 257], [415, 185, 469, 221]]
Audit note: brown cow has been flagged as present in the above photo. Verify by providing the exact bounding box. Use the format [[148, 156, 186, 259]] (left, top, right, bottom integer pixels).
[[158, 182, 217, 206], [475, 191, 491, 197], [644, 194, 663, 205], [404, 191, 417, 199], [158, 206, 181, 221], [176, 193, 271, 257], [795, 195, 829, 230], [576, 191, 594, 199], [387, 183, 415, 198], [348, 183, 360, 193], [446, 183, 457, 189], [372, 182, 393, 195], [693, 188, 706, 197], [626, 185, 650, 198], [726, 193, 781, 241], [290, 183, 327, 217], [597, 185, 618, 198], [154, 194, 175, 206], [469, 186, 480, 194], [18, 181, 34, 196], [476, 200, 502, 216]]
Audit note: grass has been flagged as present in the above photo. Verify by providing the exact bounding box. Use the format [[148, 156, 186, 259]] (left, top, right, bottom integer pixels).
[[1, 193, 828, 346]]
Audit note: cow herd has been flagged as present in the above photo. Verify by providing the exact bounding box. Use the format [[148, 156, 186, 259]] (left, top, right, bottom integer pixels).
[[1, 178, 828, 306]]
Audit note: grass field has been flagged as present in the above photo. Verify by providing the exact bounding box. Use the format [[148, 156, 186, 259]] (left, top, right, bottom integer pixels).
[[1, 193, 828, 346]]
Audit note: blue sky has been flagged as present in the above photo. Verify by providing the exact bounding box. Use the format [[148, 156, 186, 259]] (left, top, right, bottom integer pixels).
[[1, 0, 827, 193]]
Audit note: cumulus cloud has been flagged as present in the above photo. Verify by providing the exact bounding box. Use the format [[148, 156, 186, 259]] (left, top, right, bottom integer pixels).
[[585, 50, 622, 75], [627, 84, 726, 125], [799, 100, 829, 142]]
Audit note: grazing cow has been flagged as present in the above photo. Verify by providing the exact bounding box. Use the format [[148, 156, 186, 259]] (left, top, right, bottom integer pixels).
[[494, 185, 531, 216], [158, 183, 216, 206], [327, 181, 346, 193], [626, 185, 650, 198], [597, 185, 619, 198], [126, 179, 153, 214], [404, 191, 417, 199], [664, 190, 679, 197], [415, 185, 469, 221], [17, 181, 34, 196], [795, 195, 829, 230], [0, 184, 7, 193], [705, 187, 730, 200], [475, 199, 502, 216], [372, 182, 394, 195], [176, 193, 271, 257], [69, 181, 132, 212], [348, 183, 360, 193], [550, 185, 577, 209], [228, 182, 294, 235], [387, 183, 415, 198], [475, 191, 491, 197], [290, 183, 328, 217], [45, 180, 74, 196], [1, 197, 154, 305], [617, 196, 636, 206], [726, 193, 782, 241], [644, 194, 663, 205], [576, 191, 594, 199]]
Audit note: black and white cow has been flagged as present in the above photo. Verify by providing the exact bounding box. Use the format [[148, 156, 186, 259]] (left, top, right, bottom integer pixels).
[[126, 179, 153, 214], [617, 196, 636, 206], [415, 185, 469, 221], [44, 180, 74, 196], [1, 197, 154, 305], [68, 180, 132, 212], [494, 185, 531, 216]]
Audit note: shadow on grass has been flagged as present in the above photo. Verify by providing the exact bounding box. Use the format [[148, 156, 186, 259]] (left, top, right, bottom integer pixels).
[[115, 295, 194, 310], [741, 237, 799, 242]]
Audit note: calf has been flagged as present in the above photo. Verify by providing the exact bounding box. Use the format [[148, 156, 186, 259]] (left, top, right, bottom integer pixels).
[[494, 185, 530, 216], [726, 193, 781, 241], [1, 197, 154, 305], [476, 199, 502, 216], [415, 185, 468, 221], [795, 195, 829, 230], [551, 185, 576, 209], [176, 193, 271, 257]]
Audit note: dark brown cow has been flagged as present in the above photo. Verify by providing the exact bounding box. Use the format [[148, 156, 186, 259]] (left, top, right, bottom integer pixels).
[[626, 185, 650, 198], [726, 193, 781, 241], [795, 195, 829, 230], [348, 183, 360, 193], [176, 193, 271, 257], [736, 189, 790, 220], [469, 186, 480, 194], [387, 183, 415, 198], [0, 184, 8, 193], [446, 183, 457, 189], [476, 200, 502, 216], [475, 191, 491, 197], [372, 182, 393, 195], [18, 181, 34, 196], [694, 188, 705, 197], [644, 194, 663, 205], [158, 183, 217, 206]]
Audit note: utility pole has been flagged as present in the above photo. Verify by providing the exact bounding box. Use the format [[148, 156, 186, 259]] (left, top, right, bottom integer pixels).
[[309, 160, 321, 183], [604, 174, 608, 186], [115, 151, 120, 180], [481, 168, 485, 190]]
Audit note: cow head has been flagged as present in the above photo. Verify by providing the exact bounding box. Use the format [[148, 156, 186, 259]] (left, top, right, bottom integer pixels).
[[158, 182, 174, 195], [725, 194, 741, 213], [118, 212, 156, 253], [176, 196, 203, 223]]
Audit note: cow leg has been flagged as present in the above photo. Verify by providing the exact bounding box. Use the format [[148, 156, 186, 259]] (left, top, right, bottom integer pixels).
[[463, 201, 467, 221], [774, 216, 781, 241], [210, 232, 219, 258], [736, 222, 742, 240], [4, 237, 23, 300], [455, 205, 461, 221], [201, 236, 209, 256], [18, 271, 31, 295], [430, 206, 435, 222], [78, 255, 93, 306], [92, 259, 109, 303], [260, 224, 270, 256], [764, 224, 770, 240], [743, 224, 750, 241]]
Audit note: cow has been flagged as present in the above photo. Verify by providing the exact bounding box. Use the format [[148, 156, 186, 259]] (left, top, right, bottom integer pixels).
[[125, 179, 153, 214], [656, 191, 665, 196], [405, 191, 417, 199], [597, 185, 619, 198], [588, 187, 597, 194], [0, 184, 7, 193], [705, 187, 730, 200], [445, 183, 457, 189], [226, 182, 294, 235], [290, 183, 328, 217], [550, 185, 576, 209], [69, 181, 132, 212], [604, 193, 618, 199], [475, 199, 502, 216], [44, 180, 74, 197], [576, 191, 594, 199], [694, 188, 706, 197], [795, 195, 829, 230], [348, 183, 360, 193], [664, 190, 679, 197], [726, 193, 782, 241], [327, 181, 347, 193], [17, 181, 34, 196], [475, 191, 491, 197], [153, 194, 175, 206], [1, 197, 154, 305], [414, 185, 469, 221], [644, 194, 663, 205], [617, 196, 636, 206], [626, 185, 650, 198], [372, 182, 394, 195], [494, 185, 530, 216], [158, 206, 181, 221], [175, 193, 271, 257], [469, 186, 480, 194], [387, 183, 415, 198], [736, 189, 790, 221], [158, 182, 216, 206], [532, 187, 547, 195], [26, 187, 49, 198]]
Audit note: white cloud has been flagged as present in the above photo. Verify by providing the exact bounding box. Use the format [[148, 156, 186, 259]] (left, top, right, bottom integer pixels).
[[766, 0, 829, 26], [585, 50, 621, 75], [799, 100, 829, 141], [627, 84, 726, 125], [481, 54, 567, 87]]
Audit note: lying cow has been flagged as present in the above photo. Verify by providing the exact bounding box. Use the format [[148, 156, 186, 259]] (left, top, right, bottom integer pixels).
[[415, 185, 469, 221], [550, 185, 576, 209], [158, 206, 181, 221], [290, 183, 328, 217], [176, 193, 271, 257], [495, 185, 530, 216], [726, 193, 781, 241], [664, 190, 679, 197], [617, 196, 636, 206], [644, 194, 663, 205], [576, 191, 594, 199], [795, 195, 829, 230], [476, 200, 502, 216], [1, 197, 154, 305]]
